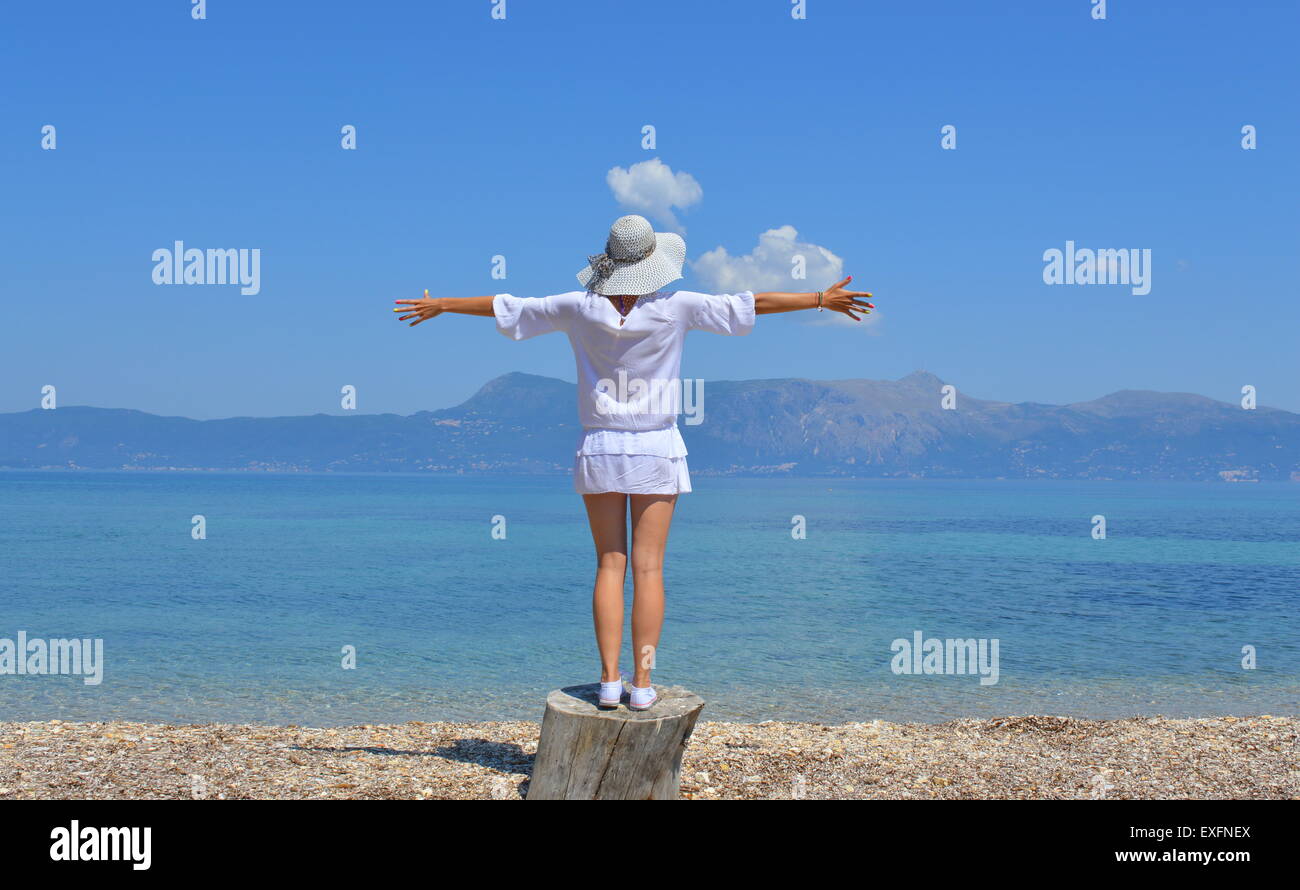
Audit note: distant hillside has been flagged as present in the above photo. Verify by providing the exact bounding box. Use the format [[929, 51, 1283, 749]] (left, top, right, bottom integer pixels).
[[1, 371, 1297, 480]]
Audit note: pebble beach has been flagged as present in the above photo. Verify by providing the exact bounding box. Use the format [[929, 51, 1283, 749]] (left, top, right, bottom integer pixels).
[[1, 715, 1295, 800]]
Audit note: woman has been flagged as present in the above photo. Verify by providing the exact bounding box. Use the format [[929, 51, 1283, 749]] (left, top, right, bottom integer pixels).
[[394, 215, 873, 711]]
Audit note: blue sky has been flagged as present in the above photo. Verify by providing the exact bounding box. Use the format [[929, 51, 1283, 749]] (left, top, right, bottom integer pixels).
[[2, 0, 1297, 418]]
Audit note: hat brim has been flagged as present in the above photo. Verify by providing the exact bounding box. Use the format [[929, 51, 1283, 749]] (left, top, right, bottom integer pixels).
[[577, 232, 685, 296]]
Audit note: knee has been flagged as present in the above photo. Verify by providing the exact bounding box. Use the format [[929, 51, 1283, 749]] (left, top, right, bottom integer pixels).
[[596, 550, 627, 574], [630, 549, 663, 576]]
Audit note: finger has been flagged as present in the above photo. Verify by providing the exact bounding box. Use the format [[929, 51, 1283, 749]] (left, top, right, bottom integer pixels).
[[832, 276, 851, 291], [394, 300, 422, 306], [397, 313, 419, 321], [408, 316, 430, 327]]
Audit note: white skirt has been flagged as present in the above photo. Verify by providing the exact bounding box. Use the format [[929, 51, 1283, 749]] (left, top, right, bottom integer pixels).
[[572, 425, 692, 495], [574, 453, 692, 495]]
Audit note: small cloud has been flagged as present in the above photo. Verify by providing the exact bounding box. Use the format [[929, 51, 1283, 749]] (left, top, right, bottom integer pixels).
[[605, 158, 702, 234], [694, 226, 876, 331], [692, 225, 843, 292]]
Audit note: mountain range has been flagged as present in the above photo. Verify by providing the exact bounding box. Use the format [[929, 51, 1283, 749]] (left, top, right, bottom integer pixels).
[[2, 371, 1297, 480]]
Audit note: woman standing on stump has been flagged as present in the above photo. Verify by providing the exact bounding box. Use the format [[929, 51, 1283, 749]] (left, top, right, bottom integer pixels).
[[394, 215, 873, 711]]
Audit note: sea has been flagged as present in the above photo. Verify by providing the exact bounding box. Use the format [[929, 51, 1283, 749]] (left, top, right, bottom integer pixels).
[[1, 471, 1296, 725]]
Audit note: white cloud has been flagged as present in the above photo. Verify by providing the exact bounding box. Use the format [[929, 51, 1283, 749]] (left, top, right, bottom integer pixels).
[[693, 226, 878, 331], [692, 225, 843, 292], [605, 158, 702, 234]]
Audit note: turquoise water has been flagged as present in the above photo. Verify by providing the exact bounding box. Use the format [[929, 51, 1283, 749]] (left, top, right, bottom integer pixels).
[[1, 471, 1297, 724]]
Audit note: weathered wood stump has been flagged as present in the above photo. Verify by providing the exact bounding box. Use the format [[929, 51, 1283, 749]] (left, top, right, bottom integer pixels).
[[527, 684, 705, 800]]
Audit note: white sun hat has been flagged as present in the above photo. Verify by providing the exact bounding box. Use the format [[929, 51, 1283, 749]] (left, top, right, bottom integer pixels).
[[577, 214, 686, 296]]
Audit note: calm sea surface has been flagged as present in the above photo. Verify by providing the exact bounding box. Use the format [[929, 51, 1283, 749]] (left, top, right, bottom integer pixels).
[[1, 471, 1296, 724]]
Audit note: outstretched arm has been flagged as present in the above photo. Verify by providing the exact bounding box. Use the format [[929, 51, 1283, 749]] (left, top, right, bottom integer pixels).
[[754, 276, 874, 321], [393, 292, 495, 327]]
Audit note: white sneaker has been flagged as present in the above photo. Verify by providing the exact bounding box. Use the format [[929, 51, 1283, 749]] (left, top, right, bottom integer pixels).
[[598, 670, 629, 708], [628, 684, 658, 711]]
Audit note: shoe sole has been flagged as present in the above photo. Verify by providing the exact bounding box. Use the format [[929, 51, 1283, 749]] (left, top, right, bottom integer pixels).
[[628, 695, 658, 711]]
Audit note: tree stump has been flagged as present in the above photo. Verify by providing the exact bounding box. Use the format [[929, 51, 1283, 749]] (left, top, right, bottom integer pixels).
[[527, 684, 705, 800]]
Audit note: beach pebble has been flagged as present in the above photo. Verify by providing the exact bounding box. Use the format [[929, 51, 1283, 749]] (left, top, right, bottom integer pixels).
[[0, 715, 1293, 800]]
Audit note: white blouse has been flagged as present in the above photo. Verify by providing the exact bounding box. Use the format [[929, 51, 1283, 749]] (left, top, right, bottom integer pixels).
[[493, 290, 756, 457]]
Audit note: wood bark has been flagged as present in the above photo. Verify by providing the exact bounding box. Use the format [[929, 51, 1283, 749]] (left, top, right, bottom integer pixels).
[[527, 684, 705, 800]]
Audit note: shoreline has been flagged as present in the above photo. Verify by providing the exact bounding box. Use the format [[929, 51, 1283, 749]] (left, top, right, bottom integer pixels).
[[2, 715, 1294, 800], [3, 466, 1294, 482]]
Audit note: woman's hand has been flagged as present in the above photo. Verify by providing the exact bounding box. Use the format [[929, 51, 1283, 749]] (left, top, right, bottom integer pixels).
[[820, 276, 874, 321], [393, 293, 496, 325], [393, 292, 443, 327], [752, 277, 875, 317]]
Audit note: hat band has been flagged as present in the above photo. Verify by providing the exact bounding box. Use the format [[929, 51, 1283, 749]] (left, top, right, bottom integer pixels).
[[587, 241, 657, 289]]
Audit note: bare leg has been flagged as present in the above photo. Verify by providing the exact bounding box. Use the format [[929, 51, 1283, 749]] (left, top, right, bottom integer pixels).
[[582, 493, 628, 683], [628, 494, 677, 688]]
